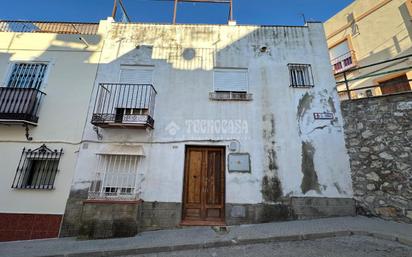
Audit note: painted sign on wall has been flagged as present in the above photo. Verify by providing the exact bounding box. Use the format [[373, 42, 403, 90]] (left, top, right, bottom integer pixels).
[[313, 112, 334, 120]]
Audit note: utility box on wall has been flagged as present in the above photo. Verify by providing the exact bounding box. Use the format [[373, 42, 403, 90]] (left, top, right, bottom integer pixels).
[[228, 153, 251, 173]]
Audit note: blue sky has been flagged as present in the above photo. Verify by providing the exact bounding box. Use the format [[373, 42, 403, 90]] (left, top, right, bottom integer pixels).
[[0, 0, 354, 25]]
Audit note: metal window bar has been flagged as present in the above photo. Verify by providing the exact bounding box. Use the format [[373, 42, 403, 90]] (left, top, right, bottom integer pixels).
[[7, 63, 47, 89], [330, 51, 356, 74], [11, 144, 63, 190], [335, 53, 412, 100], [0, 87, 46, 123], [0, 21, 99, 35], [88, 154, 142, 200], [91, 83, 157, 127], [288, 64, 314, 88]]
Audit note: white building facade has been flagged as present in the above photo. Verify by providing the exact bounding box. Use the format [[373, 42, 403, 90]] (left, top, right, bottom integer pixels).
[[61, 19, 355, 239], [0, 21, 105, 241]]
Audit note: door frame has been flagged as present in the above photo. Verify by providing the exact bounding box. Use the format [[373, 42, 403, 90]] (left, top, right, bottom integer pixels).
[[181, 145, 226, 226]]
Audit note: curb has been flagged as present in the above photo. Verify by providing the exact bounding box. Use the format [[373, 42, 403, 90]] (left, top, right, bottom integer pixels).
[[351, 231, 412, 247], [40, 230, 412, 257]]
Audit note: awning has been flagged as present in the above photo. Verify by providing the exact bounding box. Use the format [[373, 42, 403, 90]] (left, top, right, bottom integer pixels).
[[96, 145, 145, 156]]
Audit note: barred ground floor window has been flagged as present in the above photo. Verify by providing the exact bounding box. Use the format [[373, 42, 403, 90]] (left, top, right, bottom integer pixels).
[[88, 154, 142, 200], [12, 144, 63, 190]]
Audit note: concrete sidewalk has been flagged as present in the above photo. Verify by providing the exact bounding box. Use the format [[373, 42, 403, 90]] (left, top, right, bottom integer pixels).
[[0, 216, 411, 257]]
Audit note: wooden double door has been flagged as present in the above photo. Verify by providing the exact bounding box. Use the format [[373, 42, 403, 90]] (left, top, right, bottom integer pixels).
[[182, 146, 225, 225]]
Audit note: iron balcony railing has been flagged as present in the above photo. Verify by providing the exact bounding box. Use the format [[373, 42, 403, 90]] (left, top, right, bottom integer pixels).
[[91, 83, 157, 128], [0, 87, 46, 124], [0, 20, 99, 35], [331, 51, 356, 74], [337, 77, 412, 100]]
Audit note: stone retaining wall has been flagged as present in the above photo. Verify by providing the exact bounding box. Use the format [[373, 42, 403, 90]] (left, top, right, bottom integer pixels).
[[341, 92, 412, 222]]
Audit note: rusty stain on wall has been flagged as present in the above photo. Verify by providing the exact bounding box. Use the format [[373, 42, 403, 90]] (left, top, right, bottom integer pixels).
[[301, 141, 321, 194]]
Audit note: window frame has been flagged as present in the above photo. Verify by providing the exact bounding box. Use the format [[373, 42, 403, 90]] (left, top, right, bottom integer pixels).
[[288, 63, 315, 88], [3, 61, 50, 90], [376, 73, 412, 95], [22, 159, 60, 188], [11, 145, 63, 190], [328, 36, 357, 74], [406, 0, 412, 19], [118, 65, 154, 85], [88, 154, 142, 200], [213, 68, 249, 93]]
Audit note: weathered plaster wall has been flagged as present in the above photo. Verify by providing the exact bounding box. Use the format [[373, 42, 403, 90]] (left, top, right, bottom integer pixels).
[[341, 92, 412, 222], [69, 20, 352, 206]]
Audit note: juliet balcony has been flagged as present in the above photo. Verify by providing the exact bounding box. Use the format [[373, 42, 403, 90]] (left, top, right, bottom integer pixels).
[[0, 87, 46, 125], [331, 51, 356, 74], [91, 83, 157, 129]]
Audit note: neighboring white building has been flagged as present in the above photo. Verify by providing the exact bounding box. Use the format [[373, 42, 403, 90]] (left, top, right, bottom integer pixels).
[[61, 19, 354, 239], [0, 21, 104, 241]]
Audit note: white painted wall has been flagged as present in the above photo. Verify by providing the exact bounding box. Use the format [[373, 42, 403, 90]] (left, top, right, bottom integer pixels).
[[72, 21, 353, 205], [0, 23, 105, 214]]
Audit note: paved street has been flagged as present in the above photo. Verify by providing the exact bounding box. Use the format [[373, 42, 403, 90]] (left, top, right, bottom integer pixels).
[[1, 217, 412, 257], [124, 236, 412, 257]]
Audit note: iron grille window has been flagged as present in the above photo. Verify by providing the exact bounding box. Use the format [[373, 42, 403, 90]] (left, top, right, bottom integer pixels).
[[88, 154, 142, 200], [288, 64, 314, 88], [12, 145, 63, 190], [7, 63, 48, 89]]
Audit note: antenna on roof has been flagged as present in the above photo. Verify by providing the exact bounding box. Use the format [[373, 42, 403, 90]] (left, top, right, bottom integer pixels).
[[112, 0, 132, 22], [300, 13, 307, 24], [172, 0, 235, 25]]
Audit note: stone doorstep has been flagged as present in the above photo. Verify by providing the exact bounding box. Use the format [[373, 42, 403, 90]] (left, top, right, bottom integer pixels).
[[37, 230, 412, 257]]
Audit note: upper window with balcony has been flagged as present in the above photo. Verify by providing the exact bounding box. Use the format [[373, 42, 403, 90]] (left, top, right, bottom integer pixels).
[[91, 66, 157, 129], [0, 63, 47, 125], [210, 68, 252, 101], [329, 40, 356, 74]]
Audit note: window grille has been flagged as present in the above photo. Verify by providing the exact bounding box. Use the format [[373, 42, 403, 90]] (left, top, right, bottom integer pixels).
[[288, 64, 314, 88], [7, 63, 48, 89], [12, 144, 63, 190], [88, 154, 142, 200]]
